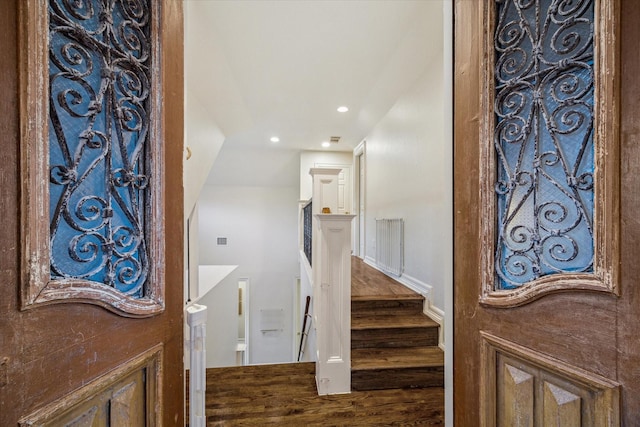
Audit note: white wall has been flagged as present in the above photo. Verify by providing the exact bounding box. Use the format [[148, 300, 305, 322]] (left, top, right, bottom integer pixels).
[[197, 269, 241, 368], [198, 147, 300, 364], [184, 92, 226, 214], [363, 24, 448, 312]]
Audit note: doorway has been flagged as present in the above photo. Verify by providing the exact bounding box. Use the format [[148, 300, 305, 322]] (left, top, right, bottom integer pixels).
[[236, 278, 250, 366], [354, 141, 366, 259]]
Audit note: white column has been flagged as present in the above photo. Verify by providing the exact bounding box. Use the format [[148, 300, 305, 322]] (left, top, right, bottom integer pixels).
[[186, 304, 207, 427], [313, 213, 355, 395]]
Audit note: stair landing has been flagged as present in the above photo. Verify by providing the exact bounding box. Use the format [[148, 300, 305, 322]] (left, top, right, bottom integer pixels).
[[352, 256, 418, 300]]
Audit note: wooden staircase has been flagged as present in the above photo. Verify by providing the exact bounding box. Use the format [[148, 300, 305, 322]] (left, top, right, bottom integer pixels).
[[351, 258, 444, 391]]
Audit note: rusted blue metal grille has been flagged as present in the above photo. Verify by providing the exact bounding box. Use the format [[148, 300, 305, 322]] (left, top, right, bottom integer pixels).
[[48, 0, 151, 296], [494, 0, 595, 289]]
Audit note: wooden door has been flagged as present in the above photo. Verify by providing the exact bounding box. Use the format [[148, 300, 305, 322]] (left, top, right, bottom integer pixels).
[[454, 0, 639, 424], [0, 1, 184, 425]]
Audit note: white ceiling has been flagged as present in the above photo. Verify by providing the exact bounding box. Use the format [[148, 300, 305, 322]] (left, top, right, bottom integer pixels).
[[185, 0, 445, 153]]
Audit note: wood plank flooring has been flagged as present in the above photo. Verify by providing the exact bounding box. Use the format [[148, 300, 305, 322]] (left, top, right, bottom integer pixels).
[[351, 256, 418, 300], [351, 347, 444, 371], [201, 257, 445, 425], [204, 362, 444, 426]]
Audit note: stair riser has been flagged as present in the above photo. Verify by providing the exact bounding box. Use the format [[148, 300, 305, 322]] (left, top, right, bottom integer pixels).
[[352, 327, 439, 349], [351, 366, 445, 391], [351, 300, 424, 317]]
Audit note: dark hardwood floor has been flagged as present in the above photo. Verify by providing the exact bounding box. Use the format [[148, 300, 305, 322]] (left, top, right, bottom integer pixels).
[[204, 362, 444, 426], [351, 256, 418, 300], [201, 257, 445, 425]]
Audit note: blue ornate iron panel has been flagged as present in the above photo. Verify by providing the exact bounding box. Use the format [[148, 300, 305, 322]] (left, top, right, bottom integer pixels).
[[49, 0, 152, 297], [494, 0, 595, 290]]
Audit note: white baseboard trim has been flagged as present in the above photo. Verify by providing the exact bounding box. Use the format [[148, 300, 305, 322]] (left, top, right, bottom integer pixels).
[[424, 300, 445, 351], [397, 272, 431, 297], [361, 256, 445, 350], [364, 255, 377, 269], [399, 273, 445, 351]]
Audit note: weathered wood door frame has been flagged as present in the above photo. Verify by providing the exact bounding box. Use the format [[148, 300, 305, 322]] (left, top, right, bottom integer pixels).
[[0, 1, 185, 425], [453, 0, 640, 424]]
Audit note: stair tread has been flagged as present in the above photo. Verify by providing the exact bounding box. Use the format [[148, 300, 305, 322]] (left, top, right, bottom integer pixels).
[[352, 294, 424, 302], [351, 346, 444, 371], [351, 257, 421, 299], [351, 314, 439, 330]]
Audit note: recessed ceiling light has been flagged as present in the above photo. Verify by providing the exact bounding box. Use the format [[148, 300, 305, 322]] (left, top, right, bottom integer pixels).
[[321, 141, 331, 148], [337, 106, 349, 113], [270, 136, 280, 143]]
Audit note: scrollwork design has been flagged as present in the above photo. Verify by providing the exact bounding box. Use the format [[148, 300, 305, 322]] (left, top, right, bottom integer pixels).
[[494, 0, 595, 289], [48, 0, 151, 298]]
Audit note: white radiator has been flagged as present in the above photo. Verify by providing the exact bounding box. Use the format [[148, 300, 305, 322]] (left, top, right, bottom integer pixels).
[[376, 218, 404, 277], [186, 304, 207, 427]]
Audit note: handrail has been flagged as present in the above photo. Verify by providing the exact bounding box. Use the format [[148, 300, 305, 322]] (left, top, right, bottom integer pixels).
[[297, 295, 312, 361]]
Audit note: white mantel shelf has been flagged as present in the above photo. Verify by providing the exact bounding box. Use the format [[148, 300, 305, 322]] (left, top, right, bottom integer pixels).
[[314, 214, 356, 220]]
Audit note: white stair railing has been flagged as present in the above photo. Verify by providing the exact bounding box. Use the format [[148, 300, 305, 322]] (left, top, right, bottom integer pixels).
[[186, 304, 207, 427]]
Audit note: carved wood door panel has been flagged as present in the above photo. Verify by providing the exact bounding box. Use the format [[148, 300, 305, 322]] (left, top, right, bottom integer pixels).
[[0, 1, 184, 425], [454, 0, 639, 424]]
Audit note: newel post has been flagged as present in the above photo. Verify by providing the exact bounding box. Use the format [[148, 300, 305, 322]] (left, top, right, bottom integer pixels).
[[310, 164, 354, 395], [313, 213, 355, 395]]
